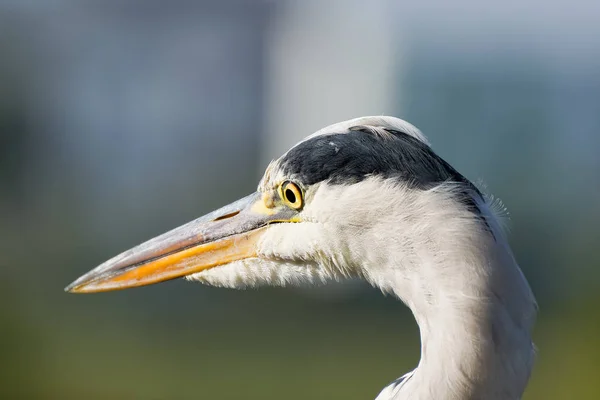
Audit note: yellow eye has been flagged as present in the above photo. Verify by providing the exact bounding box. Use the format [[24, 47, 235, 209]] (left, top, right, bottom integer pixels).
[[280, 181, 303, 210]]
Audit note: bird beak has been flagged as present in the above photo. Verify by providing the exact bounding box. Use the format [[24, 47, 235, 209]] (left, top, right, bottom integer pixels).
[[65, 192, 296, 293]]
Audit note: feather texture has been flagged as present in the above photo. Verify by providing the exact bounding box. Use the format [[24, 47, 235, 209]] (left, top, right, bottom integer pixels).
[[188, 117, 536, 400]]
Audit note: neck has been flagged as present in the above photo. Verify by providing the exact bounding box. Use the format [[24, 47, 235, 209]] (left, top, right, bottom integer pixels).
[[368, 204, 537, 400], [375, 244, 536, 400], [398, 288, 534, 400]]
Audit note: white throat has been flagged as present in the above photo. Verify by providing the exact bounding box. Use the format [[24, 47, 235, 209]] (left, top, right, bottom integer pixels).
[[363, 186, 537, 400], [375, 255, 536, 400]]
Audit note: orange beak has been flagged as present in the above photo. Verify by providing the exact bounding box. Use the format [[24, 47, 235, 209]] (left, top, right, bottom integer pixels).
[[65, 192, 295, 293]]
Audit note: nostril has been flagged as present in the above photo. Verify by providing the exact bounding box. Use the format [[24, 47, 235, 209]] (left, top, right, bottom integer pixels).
[[212, 210, 241, 222]]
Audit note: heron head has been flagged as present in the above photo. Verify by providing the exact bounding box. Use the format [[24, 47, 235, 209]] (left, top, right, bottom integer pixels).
[[66, 116, 486, 293]]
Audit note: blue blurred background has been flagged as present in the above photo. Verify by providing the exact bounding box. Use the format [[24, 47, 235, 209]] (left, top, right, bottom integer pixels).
[[1, 1, 599, 398]]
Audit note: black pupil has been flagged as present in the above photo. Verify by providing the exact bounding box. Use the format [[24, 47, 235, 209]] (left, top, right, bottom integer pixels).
[[285, 188, 297, 204]]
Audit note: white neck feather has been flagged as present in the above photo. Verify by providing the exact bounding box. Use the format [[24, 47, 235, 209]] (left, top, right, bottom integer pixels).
[[360, 184, 537, 400], [374, 250, 536, 400]]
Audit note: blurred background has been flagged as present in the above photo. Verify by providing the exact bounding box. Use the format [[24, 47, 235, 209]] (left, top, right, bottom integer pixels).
[[1, 0, 599, 398]]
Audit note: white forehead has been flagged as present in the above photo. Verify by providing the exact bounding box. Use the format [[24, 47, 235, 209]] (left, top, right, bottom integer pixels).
[[305, 116, 430, 146]]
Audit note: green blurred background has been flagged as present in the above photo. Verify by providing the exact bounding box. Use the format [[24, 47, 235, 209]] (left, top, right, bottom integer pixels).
[[1, 1, 599, 399]]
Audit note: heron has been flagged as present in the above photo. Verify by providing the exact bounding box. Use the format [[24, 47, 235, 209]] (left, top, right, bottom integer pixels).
[[66, 116, 537, 400]]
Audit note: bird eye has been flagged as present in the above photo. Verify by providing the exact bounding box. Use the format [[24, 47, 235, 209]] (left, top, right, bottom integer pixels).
[[280, 181, 303, 210]]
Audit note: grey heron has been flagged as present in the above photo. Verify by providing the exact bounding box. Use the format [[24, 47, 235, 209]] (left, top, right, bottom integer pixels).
[[66, 116, 537, 400]]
